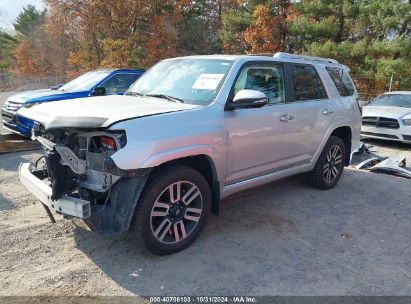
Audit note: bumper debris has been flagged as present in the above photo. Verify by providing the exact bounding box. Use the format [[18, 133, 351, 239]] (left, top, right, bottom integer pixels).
[[369, 156, 411, 179]]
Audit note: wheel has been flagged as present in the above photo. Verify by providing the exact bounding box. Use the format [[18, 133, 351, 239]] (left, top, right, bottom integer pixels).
[[133, 165, 211, 255], [308, 136, 346, 189]]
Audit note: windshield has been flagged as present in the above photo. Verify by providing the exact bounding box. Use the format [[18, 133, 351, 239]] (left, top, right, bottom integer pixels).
[[371, 94, 411, 108], [127, 58, 233, 105], [59, 70, 111, 92]]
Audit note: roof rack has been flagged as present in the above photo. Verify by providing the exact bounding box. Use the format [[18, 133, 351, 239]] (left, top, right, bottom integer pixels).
[[247, 53, 274, 57], [273, 52, 339, 64]]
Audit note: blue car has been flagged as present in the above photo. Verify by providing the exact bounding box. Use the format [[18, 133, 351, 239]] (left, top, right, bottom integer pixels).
[[1, 68, 144, 137]]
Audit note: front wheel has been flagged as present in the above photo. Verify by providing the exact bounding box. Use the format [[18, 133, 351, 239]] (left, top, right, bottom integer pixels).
[[133, 165, 211, 255], [308, 136, 346, 189]]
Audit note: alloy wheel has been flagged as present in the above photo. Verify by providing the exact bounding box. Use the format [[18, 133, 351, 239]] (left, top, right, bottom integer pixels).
[[150, 181, 203, 244], [323, 145, 343, 184]]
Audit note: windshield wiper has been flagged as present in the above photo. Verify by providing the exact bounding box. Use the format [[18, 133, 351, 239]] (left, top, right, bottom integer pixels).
[[145, 93, 185, 103], [125, 92, 145, 97]]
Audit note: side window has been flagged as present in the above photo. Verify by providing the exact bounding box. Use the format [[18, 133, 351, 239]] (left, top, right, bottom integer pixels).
[[291, 65, 327, 101], [326, 66, 355, 97], [233, 64, 285, 104], [100, 73, 141, 94]]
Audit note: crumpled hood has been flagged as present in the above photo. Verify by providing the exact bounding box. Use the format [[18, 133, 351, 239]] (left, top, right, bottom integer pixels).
[[7, 89, 68, 104], [17, 95, 198, 130], [363, 106, 411, 119]]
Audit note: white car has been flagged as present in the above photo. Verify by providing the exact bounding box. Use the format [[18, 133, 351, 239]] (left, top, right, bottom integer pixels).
[[362, 91, 411, 144]]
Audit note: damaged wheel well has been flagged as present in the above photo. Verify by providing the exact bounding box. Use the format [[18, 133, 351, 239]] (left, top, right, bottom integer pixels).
[[331, 126, 352, 166], [155, 155, 220, 215]]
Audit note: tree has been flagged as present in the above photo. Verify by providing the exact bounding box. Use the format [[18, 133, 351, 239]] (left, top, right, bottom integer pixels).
[[43, 0, 182, 70], [12, 5, 58, 76], [220, 2, 253, 53], [14, 41, 37, 75], [244, 1, 291, 54], [355, 0, 410, 42], [179, 0, 226, 55], [13, 5, 46, 36], [139, 1, 183, 67], [292, 0, 411, 92], [288, 0, 359, 51], [0, 31, 18, 73], [6, 0, 411, 93]]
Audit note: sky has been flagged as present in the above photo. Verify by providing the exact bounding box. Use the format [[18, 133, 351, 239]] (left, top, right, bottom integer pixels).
[[0, 0, 44, 31]]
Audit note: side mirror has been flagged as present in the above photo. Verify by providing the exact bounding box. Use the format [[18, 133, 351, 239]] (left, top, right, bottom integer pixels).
[[91, 87, 106, 96], [228, 89, 268, 110], [50, 83, 64, 90]]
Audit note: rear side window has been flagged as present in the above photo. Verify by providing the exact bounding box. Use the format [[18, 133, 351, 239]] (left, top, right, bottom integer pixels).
[[291, 65, 327, 101], [326, 67, 355, 97]]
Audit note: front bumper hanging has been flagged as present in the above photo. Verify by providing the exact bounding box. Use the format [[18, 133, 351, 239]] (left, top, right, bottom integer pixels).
[[19, 162, 91, 219]]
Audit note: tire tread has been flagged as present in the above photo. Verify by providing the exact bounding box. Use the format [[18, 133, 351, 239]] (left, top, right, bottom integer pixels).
[[308, 136, 346, 190], [132, 164, 211, 255]]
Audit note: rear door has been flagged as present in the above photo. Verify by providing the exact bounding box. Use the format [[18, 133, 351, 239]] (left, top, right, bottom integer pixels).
[[284, 63, 335, 164], [326, 66, 361, 150]]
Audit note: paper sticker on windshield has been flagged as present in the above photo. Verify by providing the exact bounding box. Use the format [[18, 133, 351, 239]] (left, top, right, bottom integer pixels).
[[192, 74, 225, 90]]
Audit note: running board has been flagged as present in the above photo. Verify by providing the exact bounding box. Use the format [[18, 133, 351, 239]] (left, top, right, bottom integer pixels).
[[221, 163, 312, 199]]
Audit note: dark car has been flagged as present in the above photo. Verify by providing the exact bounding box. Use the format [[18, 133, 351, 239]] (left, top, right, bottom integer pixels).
[[2, 68, 144, 137]]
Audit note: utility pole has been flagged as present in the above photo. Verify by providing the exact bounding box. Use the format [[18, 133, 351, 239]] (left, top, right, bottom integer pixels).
[[389, 73, 394, 92]]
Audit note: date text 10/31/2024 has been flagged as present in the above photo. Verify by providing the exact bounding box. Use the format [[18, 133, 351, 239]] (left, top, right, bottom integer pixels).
[[148, 296, 257, 303]]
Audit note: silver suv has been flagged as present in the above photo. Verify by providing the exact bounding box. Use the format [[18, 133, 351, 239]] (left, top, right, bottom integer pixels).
[[18, 53, 362, 255]]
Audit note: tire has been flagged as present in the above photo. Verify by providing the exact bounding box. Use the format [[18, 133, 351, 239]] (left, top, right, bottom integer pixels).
[[132, 164, 211, 255], [308, 136, 346, 190]]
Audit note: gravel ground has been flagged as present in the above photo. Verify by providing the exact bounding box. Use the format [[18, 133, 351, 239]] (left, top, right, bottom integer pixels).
[[0, 91, 410, 296]]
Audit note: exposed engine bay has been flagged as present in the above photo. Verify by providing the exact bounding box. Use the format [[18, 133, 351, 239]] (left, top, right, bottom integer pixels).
[[30, 124, 151, 233]]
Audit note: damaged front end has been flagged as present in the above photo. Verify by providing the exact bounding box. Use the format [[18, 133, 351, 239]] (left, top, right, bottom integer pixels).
[[19, 124, 151, 233]]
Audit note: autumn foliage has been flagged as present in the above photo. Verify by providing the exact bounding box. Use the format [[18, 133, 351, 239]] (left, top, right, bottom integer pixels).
[[14, 42, 36, 75], [141, 14, 181, 67], [3, 0, 411, 93], [244, 5, 283, 54]]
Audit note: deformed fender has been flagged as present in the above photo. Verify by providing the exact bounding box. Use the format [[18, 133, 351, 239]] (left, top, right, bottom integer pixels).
[[140, 144, 218, 168], [84, 169, 151, 233]]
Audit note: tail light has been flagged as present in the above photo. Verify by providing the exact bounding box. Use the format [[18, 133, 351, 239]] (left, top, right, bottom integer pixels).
[[99, 136, 117, 150]]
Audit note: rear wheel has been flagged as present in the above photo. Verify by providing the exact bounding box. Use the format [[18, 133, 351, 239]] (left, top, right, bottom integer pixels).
[[308, 136, 346, 189], [133, 165, 211, 255]]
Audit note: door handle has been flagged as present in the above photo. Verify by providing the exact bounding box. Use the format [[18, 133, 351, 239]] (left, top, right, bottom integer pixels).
[[322, 109, 334, 115], [280, 114, 294, 122]]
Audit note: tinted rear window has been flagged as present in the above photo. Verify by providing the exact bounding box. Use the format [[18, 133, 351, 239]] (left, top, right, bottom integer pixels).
[[326, 67, 355, 97], [291, 65, 327, 101]]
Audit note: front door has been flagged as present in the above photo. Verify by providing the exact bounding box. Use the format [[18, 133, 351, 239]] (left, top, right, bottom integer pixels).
[[225, 62, 295, 185]]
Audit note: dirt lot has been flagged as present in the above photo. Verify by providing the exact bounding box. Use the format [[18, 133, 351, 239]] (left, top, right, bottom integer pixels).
[[0, 91, 410, 297]]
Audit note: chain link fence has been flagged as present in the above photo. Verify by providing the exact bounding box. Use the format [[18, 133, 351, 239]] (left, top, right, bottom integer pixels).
[[353, 77, 388, 106], [0, 73, 66, 92]]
